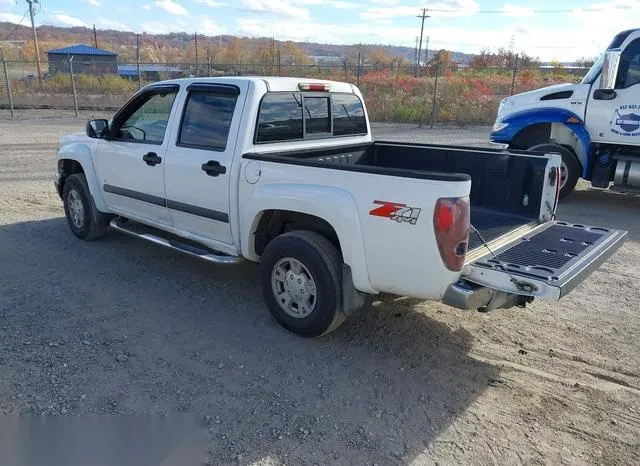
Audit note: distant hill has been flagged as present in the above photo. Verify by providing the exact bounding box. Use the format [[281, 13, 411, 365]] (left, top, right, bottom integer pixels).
[[294, 41, 474, 64], [0, 21, 475, 64]]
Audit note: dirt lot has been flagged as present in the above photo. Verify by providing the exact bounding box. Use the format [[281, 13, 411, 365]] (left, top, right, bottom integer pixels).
[[1, 111, 639, 465]]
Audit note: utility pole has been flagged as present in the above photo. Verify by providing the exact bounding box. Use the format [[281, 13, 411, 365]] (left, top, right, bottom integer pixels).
[[93, 24, 98, 48], [414, 36, 419, 76], [136, 33, 141, 89], [425, 36, 429, 64], [1, 47, 15, 118], [271, 37, 275, 69], [194, 32, 198, 76], [416, 8, 429, 70], [26, 0, 42, 85], [510, 53, 519, 95]]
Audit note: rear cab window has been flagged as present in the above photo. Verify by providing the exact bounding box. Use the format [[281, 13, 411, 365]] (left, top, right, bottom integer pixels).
[[332, 94, 367, 136], [304, 97, 330, 135], [255, 91, 367, 143], [256, 93, 303, 142]]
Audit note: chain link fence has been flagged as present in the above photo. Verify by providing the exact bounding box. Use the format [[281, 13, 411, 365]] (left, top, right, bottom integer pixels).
[[0, 58, 590, 125]]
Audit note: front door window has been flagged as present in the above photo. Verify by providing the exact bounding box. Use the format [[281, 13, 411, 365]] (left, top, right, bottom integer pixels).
[[114, 90, 177, 144]]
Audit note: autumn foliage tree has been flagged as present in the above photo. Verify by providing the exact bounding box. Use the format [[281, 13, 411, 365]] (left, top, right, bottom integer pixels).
[[468, 48, 538, 69], [427, 49, 454, 74], [575, 57, 597, 69]]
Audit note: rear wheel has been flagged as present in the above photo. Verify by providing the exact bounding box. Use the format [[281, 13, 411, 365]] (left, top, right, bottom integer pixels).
[[528, 143, 580, 200], [259, 230, 345, 337], [62, 174, 110, 240]]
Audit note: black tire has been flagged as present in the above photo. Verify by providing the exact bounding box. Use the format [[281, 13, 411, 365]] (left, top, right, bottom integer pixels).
[[528, 143, 581, 200], [62, 173, 110, 240], [259, 230, 345, 337]]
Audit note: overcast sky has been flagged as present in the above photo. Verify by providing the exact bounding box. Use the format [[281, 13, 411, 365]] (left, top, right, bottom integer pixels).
[[0, 0, 638, 61]]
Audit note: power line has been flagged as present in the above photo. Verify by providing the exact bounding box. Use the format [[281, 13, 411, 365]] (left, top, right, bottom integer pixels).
[[427, 7, 628, 14], [429, 7, 631, 14], [399, 38, 582, 51], [427, 39, 580, 50], [1, 10, 29, 42]]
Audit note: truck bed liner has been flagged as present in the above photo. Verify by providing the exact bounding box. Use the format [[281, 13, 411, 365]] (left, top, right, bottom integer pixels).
[[469, 208, 533, 250]]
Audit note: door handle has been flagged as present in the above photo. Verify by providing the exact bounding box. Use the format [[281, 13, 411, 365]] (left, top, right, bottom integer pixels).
[[593, 89, 617, 100], [143, 152, 162, 166], [201, 160, 226, 177]]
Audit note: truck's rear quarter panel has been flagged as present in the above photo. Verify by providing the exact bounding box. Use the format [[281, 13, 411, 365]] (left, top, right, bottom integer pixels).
[[239, 158, 471, 299]]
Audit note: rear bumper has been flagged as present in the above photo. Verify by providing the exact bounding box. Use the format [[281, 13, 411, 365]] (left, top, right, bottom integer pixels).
[[443, 281, 494, 309], [442, 280, 529, 311]]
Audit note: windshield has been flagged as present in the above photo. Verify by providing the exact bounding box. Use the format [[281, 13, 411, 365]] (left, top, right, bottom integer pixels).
[[581, 52, 605, 85], [581, 29, 639, 85]]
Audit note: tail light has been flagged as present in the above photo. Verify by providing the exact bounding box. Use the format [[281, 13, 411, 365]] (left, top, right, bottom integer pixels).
[[434, 197, 470, 271], [298, 83, 331, 91]]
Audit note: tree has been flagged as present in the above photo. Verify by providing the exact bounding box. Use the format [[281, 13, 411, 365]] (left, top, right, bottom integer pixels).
[[575, 57, 596, 69], [428, 49, 454, 74], [278, 41, 310, 66], [469, 47, 538, 70], [468, 48, 500, 69], [214, 37, 251, 64]]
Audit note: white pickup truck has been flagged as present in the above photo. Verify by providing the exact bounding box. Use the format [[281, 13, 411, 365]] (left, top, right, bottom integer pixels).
[[55, 77, 627, 337]]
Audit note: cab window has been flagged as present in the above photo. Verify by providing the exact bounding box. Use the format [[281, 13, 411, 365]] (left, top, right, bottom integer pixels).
[[256, 93, 303, 143], [114, 89, 178, 144], [332, 94, 367, 136], [304, 97, 330, 134], [255, 92, 368, 143], [178, 90, 238, 151], [617, 38, 640, 89]]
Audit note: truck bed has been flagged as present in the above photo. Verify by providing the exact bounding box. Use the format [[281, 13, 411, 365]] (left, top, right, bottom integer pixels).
[[469, 208, 534, 250], [246, 141, 547, 252]]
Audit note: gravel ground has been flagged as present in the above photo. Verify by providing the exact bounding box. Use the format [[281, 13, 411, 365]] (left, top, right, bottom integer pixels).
[[1, 110, 639, 465]]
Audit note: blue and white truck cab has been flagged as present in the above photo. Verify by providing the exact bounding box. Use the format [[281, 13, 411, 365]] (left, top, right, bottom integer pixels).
[[491, 28, 640, 199]]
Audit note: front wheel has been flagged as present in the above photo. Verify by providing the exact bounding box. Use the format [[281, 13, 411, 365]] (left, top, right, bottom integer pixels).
[[259, 230, 345, 338], [528, 143, 581, 200], [62, 173, 110, 240]]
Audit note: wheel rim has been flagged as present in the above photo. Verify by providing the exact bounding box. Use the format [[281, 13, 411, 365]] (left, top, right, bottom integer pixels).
[[67, 189, 85, 229], [271, 257, 317, 318], [560, 159, 569, 190]]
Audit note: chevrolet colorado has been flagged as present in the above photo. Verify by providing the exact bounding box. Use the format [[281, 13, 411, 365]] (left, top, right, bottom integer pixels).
[[55, 77, 627, 336]]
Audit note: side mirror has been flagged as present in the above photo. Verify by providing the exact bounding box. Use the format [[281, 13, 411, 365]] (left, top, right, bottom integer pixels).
[[86, 119, 109, 138], [598, 49, 622, 91]]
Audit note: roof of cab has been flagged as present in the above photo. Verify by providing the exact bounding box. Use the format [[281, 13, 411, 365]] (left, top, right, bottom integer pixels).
[[146, 76, 356, 94]]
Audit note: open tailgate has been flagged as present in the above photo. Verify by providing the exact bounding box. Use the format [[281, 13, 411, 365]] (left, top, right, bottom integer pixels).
[[464, 221, 627, 300]]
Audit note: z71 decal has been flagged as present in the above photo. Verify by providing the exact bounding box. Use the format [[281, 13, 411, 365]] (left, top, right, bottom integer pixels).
[[369, 200, 421, 225]]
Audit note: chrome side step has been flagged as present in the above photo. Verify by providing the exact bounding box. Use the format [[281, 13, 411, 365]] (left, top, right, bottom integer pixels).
[[109, 219, 243, 265]]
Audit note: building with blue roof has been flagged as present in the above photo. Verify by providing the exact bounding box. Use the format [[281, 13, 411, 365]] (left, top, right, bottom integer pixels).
[[47, 44, 118, 76]]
